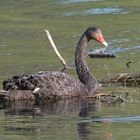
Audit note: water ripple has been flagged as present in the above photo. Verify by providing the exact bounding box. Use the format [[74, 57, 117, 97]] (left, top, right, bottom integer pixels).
[[0, 44, 8, 47], [62, 0, 102, 4], [80, 115, 140, 123], [63, 7, 130, 16], [108, 45, 140, 54]]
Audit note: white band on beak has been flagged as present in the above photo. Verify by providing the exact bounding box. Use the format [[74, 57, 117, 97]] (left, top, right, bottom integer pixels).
[[102, 41, 108, 47]]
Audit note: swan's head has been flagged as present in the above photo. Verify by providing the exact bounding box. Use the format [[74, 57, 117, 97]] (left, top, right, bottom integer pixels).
[[86, 27, 108, 47]]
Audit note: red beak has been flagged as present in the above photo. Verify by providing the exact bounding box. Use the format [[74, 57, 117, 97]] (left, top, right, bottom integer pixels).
[[97, 34, 108, 47]]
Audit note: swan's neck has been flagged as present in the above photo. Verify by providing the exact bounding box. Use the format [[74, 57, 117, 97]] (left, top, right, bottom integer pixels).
[[75, 33, 99, 93]]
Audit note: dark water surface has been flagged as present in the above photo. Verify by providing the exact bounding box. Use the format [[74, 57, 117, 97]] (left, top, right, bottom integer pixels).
[[0, 0, 140, 140]]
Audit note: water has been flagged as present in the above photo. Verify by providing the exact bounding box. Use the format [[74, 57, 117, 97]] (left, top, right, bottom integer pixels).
[[0, 0, 140, 140], [63, 6, 130, 16], [90, 45, 140, 55], [0, 96, 140, 140], [62, 0, 103, 4]]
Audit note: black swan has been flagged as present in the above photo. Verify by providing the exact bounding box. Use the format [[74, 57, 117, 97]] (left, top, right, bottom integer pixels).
[[0, 27, 108, 102]]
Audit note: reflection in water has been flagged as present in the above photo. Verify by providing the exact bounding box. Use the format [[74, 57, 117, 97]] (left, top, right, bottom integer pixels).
[[0, 97, 140, 139], [5, 126, 38, 135], [3, 101, 35, 116], [77, 100, 113, 140], [77, 99, 99, 140], [77, 122, 91, 140], [77, 121, 113, 140], [77, 115, 140, 139], [2, 98, 99, 116], [1, 98, 100, 139]]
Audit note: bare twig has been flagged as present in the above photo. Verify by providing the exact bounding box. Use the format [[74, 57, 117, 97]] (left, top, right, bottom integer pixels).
[[44, 30, 69, 72]]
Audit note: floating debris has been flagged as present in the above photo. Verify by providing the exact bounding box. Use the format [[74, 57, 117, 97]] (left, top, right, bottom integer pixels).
[[126, 61, 132, 68], [99, 72, 140, 87], [88, 52, 116, 58], [87, 48, 116, 58], [87, 44, 140, 58]]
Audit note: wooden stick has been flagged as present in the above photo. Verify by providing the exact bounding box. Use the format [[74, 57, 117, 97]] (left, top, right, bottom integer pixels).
[[44, 30, 69, 71]]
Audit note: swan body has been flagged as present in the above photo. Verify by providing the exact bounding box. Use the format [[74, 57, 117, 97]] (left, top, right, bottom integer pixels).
[[1, 27, 108, 101], [31, 71, 88, 96]]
